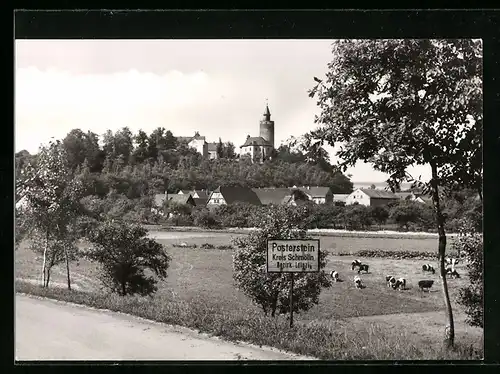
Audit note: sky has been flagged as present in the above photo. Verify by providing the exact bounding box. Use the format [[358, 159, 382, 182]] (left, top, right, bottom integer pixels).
[[15, 39, 431, 183]]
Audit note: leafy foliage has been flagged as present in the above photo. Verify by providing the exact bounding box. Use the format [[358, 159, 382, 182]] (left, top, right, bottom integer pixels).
[[232, 205, 331, 317], [83, 220, 171, 296], [455, 219, 483, 328]]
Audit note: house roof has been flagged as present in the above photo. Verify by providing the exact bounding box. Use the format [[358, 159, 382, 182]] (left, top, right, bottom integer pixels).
[[240, 136, 272, 148], [296, 186, 331, 198], [154, 193, 167, 207], [333, 194, 349, 201], [194, 190, 209, 199], [395, 192, 415, 199], [177, 132, 207, 144], [358, 188, 399, 199], [168, 194, 195, 205], [211, 186, 262, 205], [178, 190, 191, 195], [252, 188, 292, 205], [193, 197, 208, 206]]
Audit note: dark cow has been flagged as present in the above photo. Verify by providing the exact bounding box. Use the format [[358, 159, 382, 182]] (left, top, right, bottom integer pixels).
[[418, 280, 434, 292]]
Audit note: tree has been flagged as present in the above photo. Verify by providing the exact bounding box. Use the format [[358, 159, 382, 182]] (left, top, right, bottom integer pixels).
[[232, 205, 331, 317], [340, 204, 372, 230], [308, 39, 482, 349], [216, 138, 224, 159], [455, 218, 483, 328], [20, 140, 84, 289], [389, 201, 423, 231], [83, 220, 171, 296], [370, 184, 376, 189], [369, 205, 389, 228], [223, 142, 237, 159]]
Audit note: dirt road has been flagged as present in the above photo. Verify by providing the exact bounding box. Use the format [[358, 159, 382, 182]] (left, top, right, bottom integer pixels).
[[15, 295, 313, 361]]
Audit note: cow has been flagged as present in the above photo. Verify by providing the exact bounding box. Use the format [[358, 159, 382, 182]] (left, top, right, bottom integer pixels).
[[393, 278, 406, 291], [386, 275, 396, 288], [354, 276, 363, 289], [351, 260, 362, 270], [330, 270, 340, 282], [357, 264, 369, 274], [422, 264, 436, 274], [418, 280, 434, 292]]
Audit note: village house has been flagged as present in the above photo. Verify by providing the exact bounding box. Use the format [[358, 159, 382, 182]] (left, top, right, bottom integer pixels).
[[281, 189, 312, 206], [177, 189, 210, 206], [207, 142, 218, 160], [251, 188, 293, 206], [177, 132, 209, 159], [206, 186, 262, 206], [332, 193, 349, 204], [345, 188, 400, 207], [295, 186, 333, 204], [167, 194, 196, 207]]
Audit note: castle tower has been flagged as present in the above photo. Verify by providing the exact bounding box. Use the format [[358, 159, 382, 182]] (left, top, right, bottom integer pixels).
[[259, 103, 275, 149]]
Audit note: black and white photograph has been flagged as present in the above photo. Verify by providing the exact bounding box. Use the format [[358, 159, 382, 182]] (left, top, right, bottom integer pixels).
[[14, 29, 483, 361]]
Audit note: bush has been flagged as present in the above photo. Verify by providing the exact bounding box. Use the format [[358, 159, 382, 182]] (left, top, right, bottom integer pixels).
[[201, 243, 215, 249], [455, 219, 483, 328], [82, 220, 171, 296], [232, 205, 332, 317], [340, 204, 373, 230], [192, 207, 220, 229]]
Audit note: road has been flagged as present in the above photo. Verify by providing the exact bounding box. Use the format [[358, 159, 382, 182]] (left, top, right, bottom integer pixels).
[[15, 295, 313, 361]]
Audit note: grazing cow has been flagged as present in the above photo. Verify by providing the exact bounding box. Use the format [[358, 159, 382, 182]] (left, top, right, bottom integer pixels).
[[446, 267, 461, 279], [354, 275, 362, 289], [357, 264, 369, 274], [351, 260, 362, 270], [386, 275, 396, 288], [446, 258, 460, 267], [418, 280, 434, 292], [330, 270, 340, 282], [393, 278, 406, 291], [422, 264, 436, 274]]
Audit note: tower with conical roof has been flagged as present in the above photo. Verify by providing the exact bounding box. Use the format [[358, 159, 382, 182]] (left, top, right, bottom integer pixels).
[[259, 103, 275, 149]]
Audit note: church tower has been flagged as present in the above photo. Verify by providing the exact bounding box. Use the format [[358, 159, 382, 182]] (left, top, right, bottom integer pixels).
[[259, 103, 275, 149]]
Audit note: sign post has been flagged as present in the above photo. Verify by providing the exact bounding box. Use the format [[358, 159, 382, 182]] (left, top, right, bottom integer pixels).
[[266, 239, 320, 328]]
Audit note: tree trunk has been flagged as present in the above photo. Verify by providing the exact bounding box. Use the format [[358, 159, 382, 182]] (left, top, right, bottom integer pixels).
[[64, 245, 71, 290], [430, 161, 455, 349], [45, 266, 51, 288], [122, 281, 127, 296], [41, 231, 49, 287]]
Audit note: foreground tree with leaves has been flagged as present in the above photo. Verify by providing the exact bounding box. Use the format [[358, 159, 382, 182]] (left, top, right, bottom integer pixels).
[[82, 220, 171, 296], [308, 39, 482, 348], [19, 140, 85, 289], [232, 205, 331, 318], [455, 218, 483, 328]]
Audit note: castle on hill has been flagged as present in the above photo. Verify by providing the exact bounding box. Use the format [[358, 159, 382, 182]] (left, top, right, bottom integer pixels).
[[177, 103, 275, 162]]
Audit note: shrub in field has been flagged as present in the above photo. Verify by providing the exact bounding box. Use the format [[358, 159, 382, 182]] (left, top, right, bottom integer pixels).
[[191, 207, 219, 229], [82, 220, 171, 296], [201, 243, 215, 249], [455, 219, 483, 328], [389, 201, 427, 231], [340, 204, 373, 230], [369, 205, 389, 228], [217, 245, 233, 250], [232, 205, 332, 317], [166, 214, 194, 227]]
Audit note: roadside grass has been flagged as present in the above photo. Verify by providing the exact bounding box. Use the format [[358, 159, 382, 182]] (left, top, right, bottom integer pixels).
[[16, 281, 482, 360]]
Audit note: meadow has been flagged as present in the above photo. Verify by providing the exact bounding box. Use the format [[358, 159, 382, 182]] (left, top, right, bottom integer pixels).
[[15, 230, 482, 360]]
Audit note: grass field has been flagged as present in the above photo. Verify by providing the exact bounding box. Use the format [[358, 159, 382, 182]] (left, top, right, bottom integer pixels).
[[15, 230, 483, 359]]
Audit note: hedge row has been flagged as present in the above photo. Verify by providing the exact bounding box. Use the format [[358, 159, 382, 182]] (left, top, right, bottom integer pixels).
[[335, 249, 461, 261]]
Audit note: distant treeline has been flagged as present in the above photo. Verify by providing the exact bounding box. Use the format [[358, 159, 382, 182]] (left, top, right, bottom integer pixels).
[[15, 126, 353, 196]]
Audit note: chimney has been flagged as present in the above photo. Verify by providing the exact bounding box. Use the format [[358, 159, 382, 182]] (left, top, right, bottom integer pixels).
[[247, 134, 250, 139]]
